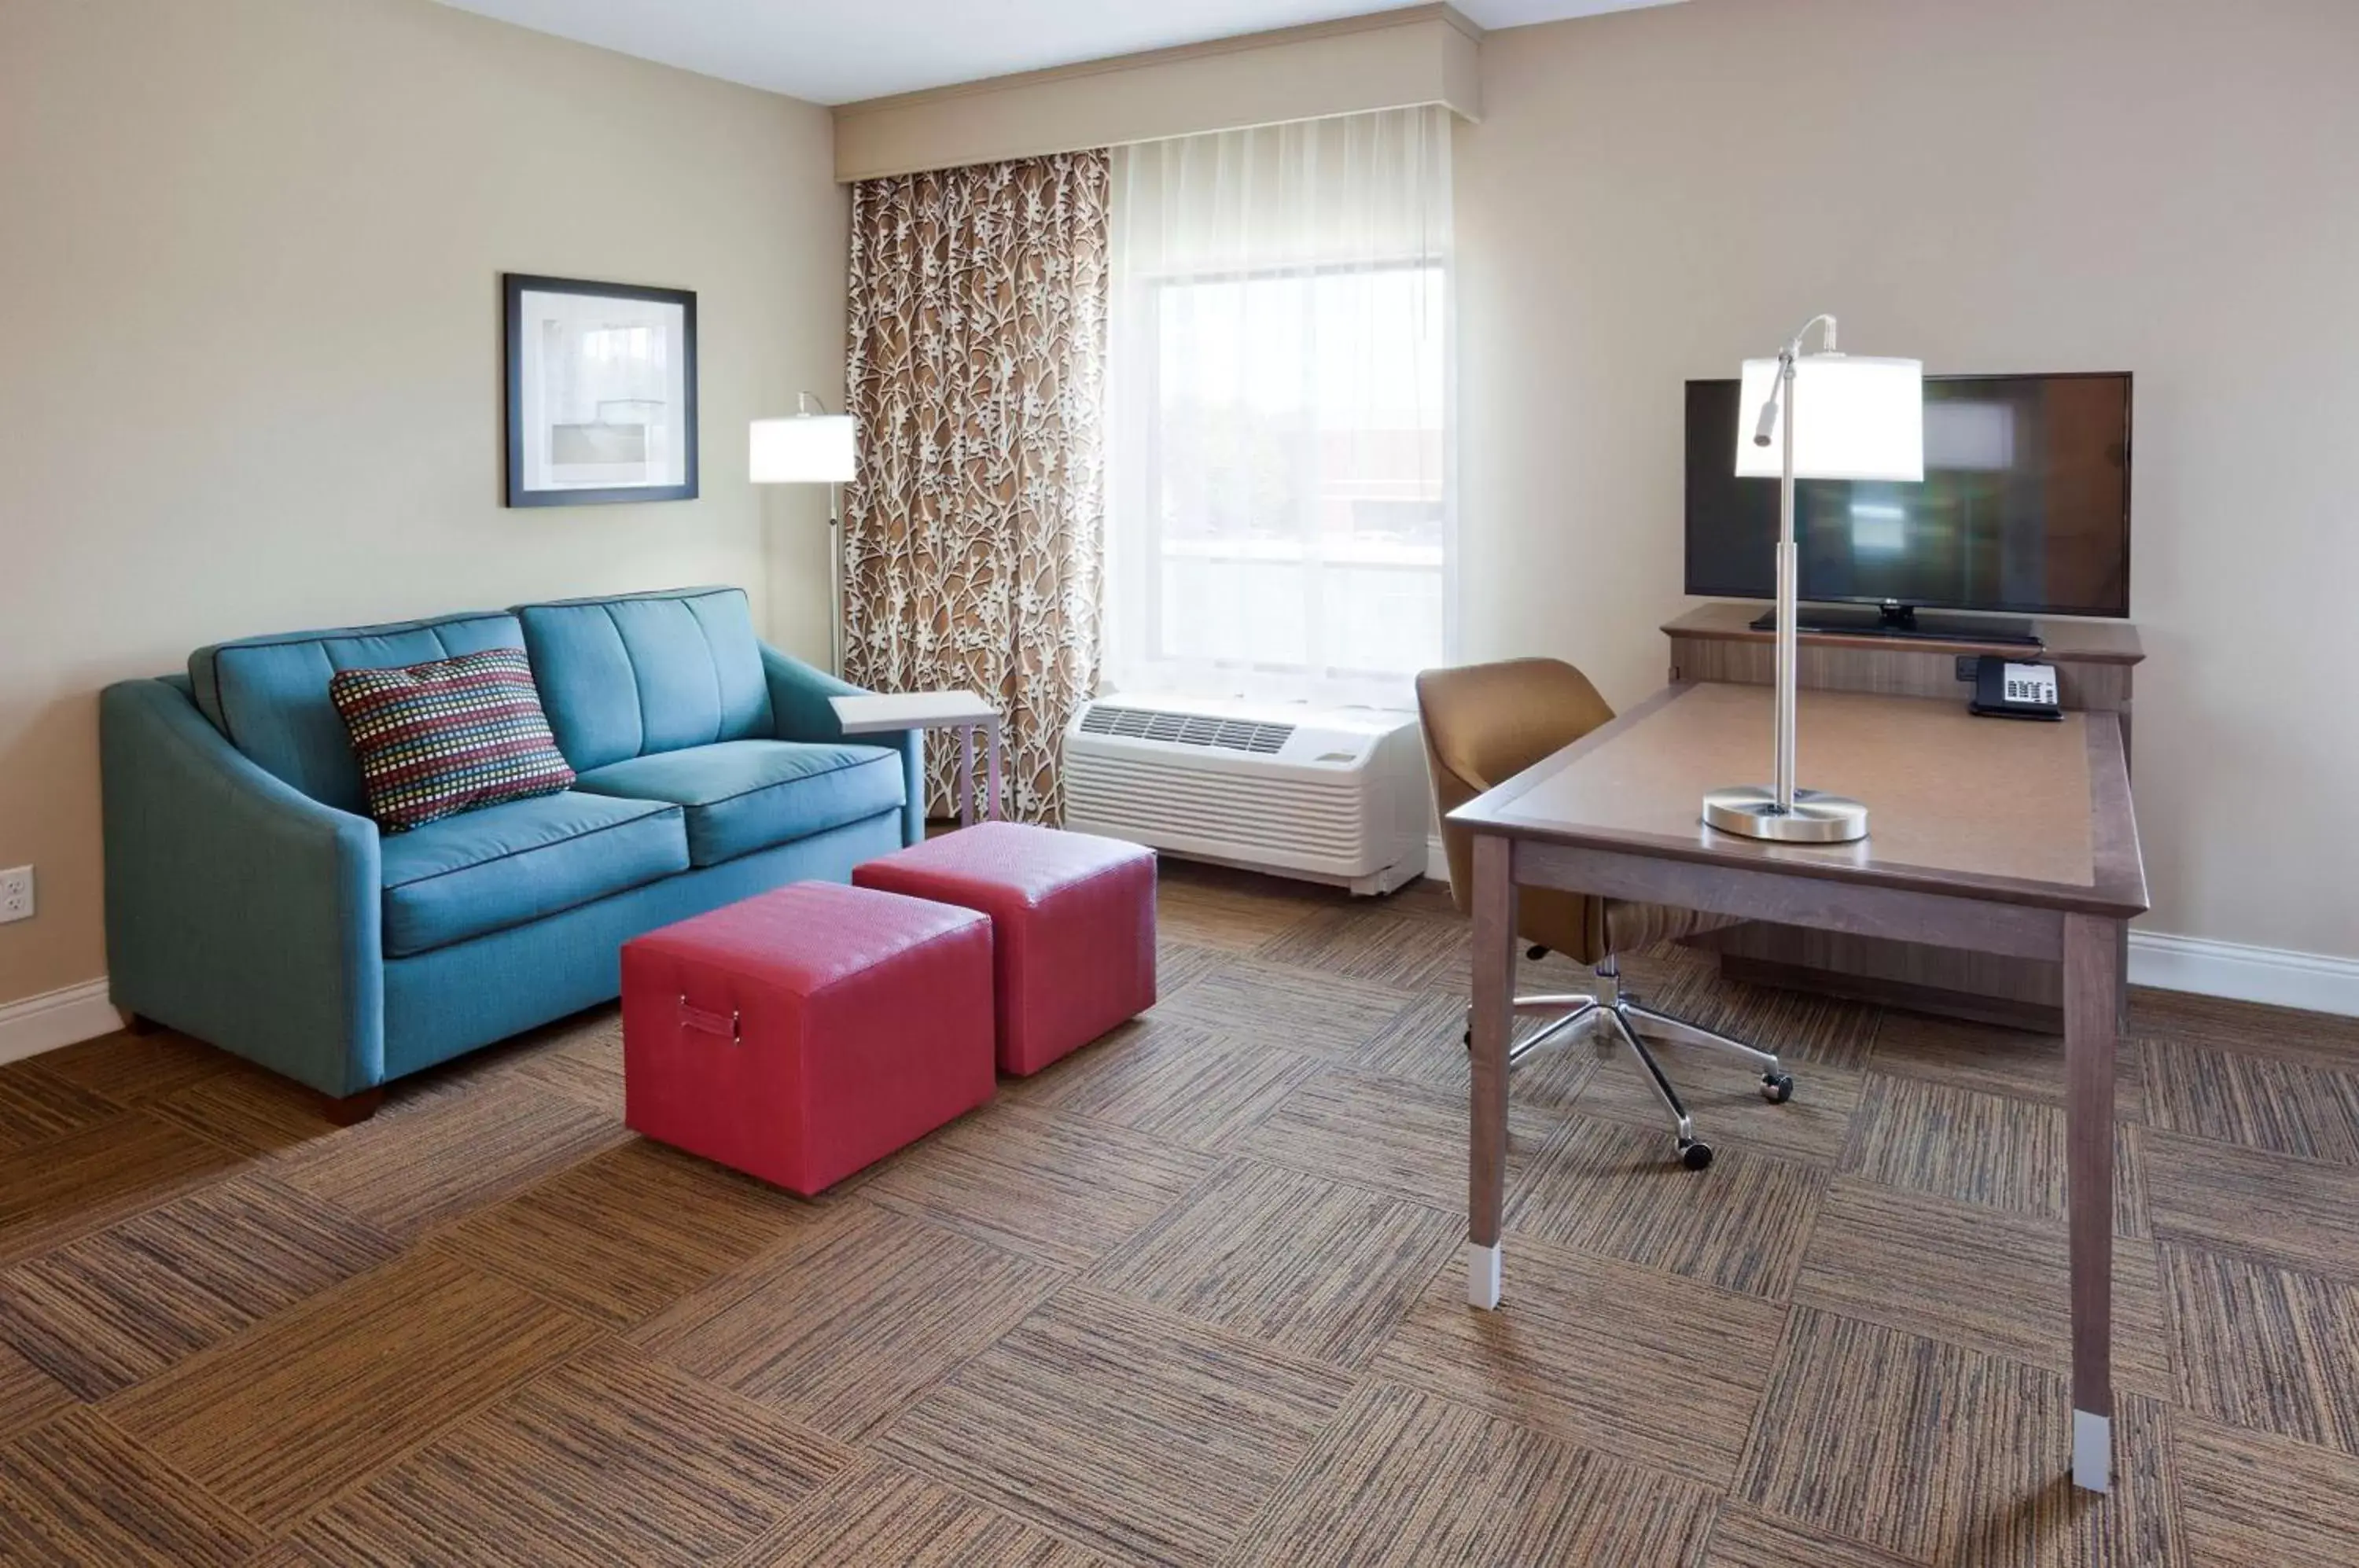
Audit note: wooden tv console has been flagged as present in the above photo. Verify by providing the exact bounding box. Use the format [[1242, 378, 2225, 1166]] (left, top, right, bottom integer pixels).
[[1662, 602, 2144, 1032]]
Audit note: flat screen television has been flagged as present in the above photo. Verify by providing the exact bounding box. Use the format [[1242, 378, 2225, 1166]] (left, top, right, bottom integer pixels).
[[1684, 372, 2132, 627]]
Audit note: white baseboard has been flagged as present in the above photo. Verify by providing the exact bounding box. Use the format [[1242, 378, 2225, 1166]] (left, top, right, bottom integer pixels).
[[0, 979, 123, 1067], [1419, 835, 2359, 1019], [2126, 932, 2359, 1019]]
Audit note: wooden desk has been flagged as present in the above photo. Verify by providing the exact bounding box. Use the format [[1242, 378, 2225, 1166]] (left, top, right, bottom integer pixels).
[[1663, 603, 2146, 1029], [1450, 681, 2147, 1493]]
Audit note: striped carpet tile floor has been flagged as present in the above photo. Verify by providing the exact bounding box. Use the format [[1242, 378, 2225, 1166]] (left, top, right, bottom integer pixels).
[[0, 858, 2355, 1565]]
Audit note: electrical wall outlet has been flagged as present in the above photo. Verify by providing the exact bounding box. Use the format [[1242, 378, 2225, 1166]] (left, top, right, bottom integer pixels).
[[0, 867, 32, 925]]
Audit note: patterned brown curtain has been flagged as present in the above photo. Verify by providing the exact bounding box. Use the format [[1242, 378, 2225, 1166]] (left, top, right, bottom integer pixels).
[[844, 153, 1110, 823]]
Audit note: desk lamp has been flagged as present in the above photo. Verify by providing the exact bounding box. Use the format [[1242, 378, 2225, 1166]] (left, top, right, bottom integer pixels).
[[750, 394, 858, 675], [1702, 316, 1923, 843]]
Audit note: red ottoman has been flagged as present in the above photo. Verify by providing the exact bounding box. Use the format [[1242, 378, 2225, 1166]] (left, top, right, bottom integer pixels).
[[854, 821, 1156, 1076], [622, 881, 995, 1196]]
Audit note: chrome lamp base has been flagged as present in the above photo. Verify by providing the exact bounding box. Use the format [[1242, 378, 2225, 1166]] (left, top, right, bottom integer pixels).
[[1702, 784, 1869, 843]]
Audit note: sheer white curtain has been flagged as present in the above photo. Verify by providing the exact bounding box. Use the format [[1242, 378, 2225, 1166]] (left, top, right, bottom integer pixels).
[[1106, 106, 1456, 708]]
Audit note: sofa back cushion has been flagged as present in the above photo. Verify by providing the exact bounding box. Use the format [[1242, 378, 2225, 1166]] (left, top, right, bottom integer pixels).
[[190, 611, 524, 812], [513, 587, 775, 772]]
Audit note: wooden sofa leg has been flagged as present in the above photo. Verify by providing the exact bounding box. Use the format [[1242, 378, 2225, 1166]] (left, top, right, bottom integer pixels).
[[123, 1012, 164, 1036], [317, 1087, 384, 1126]]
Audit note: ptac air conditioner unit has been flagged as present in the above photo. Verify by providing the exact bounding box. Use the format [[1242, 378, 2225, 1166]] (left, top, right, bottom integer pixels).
[[1062, 696, 1426, 896]]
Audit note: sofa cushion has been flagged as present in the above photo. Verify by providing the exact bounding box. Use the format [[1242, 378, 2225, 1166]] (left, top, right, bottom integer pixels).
[[379, 790, 689, 958], [572, 739, 903, 867], [191, 611, 523, 812], [513, 587, 775, 773], [330, 647, 576, 832]]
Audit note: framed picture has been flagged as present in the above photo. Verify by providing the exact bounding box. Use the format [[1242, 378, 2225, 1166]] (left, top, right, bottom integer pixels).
[[503, 274, 697, 506]]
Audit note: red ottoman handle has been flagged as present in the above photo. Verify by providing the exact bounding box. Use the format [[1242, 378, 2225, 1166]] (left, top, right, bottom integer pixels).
[[678, 999, 741, 1043]]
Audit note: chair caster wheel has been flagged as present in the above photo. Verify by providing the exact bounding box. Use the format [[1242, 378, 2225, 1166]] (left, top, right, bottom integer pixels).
[[1526, 944, 1548, 961], [1463, 1027, 1474, 1049], [1677, 1138, 1714, 1171], [1760, 1072, 1795, 1104]]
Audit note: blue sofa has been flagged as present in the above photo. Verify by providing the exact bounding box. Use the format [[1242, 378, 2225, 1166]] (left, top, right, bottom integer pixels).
[[101, 586, 922, 1111]]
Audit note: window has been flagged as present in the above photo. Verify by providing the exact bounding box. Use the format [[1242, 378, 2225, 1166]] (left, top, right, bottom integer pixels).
[[1107, 107, 1455, 705]]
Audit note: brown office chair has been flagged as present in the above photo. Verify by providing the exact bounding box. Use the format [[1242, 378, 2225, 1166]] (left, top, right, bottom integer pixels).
[[1416, 657, 1794, 1169]]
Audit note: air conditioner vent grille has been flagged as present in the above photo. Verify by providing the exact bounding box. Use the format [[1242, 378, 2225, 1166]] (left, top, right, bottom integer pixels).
[[1079, 705, 1294, 755]]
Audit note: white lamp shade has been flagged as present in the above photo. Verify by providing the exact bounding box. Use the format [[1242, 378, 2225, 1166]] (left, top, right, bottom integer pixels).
[[1735, 355, 1925, 481], [750, 414, 856, 484]]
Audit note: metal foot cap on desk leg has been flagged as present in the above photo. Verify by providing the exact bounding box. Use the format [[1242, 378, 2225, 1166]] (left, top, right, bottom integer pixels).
[[2073, 1409, 2111, 1493], [1466, 1242, 1502, 1310]]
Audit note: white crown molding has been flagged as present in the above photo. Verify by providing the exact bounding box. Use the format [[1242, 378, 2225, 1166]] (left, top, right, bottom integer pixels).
[[1422, 836, 2359, 1020], [0, 979, 122, 1067]]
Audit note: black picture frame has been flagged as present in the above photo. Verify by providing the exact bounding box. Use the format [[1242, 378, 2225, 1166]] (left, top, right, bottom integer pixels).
[[503, 272, 698, 507]]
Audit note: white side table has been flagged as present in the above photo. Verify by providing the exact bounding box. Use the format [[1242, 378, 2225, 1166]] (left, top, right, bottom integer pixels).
[[829, 690, 1004, 826]]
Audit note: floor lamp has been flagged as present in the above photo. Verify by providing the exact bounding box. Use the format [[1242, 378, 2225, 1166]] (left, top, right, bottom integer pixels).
[[750, 395, 858, 675], [1701, 316, 1923, 844]]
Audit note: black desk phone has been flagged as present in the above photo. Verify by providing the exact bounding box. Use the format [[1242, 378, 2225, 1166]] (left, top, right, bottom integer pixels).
[[1960, 655, 2063, 720]]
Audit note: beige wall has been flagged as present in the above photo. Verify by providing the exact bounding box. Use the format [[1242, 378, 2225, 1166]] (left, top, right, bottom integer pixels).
[[833, 5, 1482, 182], [0, 0, 847, 1008], [6, 0, 2352, 1011], [1456, 0, 2359, 960]]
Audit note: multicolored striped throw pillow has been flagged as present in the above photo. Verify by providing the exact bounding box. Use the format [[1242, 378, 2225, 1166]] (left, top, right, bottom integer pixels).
[[329, 647, 576, 832]]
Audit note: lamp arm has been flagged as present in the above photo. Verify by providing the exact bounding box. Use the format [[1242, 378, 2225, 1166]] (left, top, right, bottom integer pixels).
[[1750, 314, 1843, 447], [1783, 313, 1839, 358]]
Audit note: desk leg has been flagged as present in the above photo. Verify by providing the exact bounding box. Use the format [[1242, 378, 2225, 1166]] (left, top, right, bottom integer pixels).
[[2064, 911, 2122, 1493], [1467, 831, 1516, 1309], [2116, 920, 2131, 1034], [957, 724, 975, 828]]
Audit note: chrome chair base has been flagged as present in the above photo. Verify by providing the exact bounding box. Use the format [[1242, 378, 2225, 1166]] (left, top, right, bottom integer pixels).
[[1467, 958, 1793, 1170]]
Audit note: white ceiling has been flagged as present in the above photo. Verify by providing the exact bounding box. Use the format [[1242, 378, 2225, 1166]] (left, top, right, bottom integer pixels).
[[431, 0, 1685, 106]]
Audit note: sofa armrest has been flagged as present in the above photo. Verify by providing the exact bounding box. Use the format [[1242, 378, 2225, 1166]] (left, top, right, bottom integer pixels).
[[101, 679, 385, 1095], [760, 646, 924, 847]]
